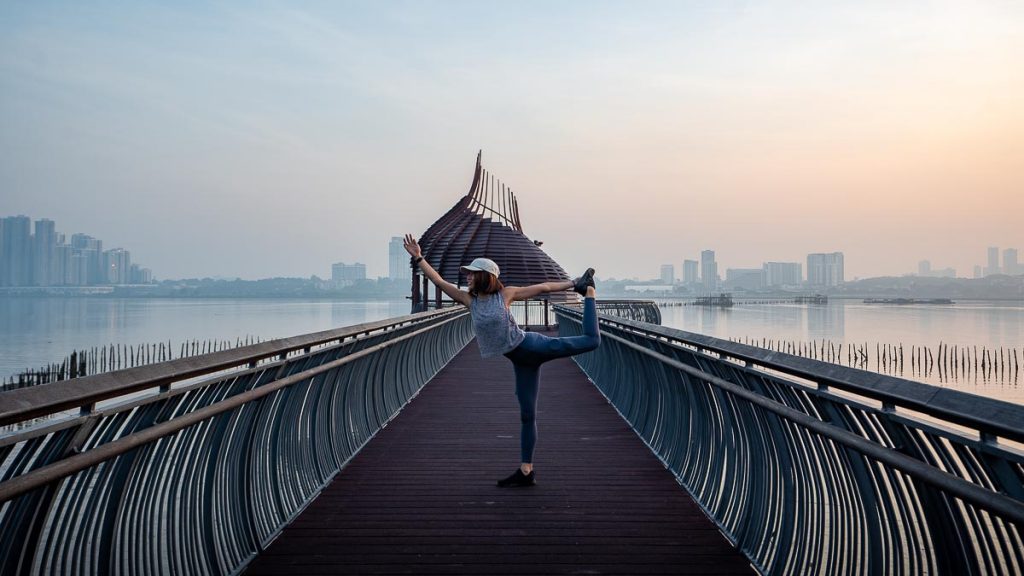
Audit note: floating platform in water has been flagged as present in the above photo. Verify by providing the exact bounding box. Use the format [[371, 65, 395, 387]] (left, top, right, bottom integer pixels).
[[693, 293, 734, 307], [863, 298, 955, 305], [794, 294, 829, 305]]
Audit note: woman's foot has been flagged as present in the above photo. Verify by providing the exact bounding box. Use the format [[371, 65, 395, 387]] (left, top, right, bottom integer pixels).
[[497, 468, 536, 487], [573, 268, 595, 296]]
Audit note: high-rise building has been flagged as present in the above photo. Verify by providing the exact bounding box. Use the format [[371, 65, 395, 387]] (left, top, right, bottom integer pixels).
[[807, 252, 844, 287], [724, 268, 763, 291], [332, 262, 366, 285], [53, 243, 70, 286], [2, 217, 154, 287], [71, 234, 103, 285], [72, 252, 90, 285], [389, 236, 411, 280], [32, 219, 57, 286], [128, 264, 152, 284], [917, 259, 955, 278], [130, 264, 153, 282], [763, 262, 802, 287], [2, 216, 33, 286], [985, 247, 1000, 276], [660, 264, 675, 284], [700, 250, 717, 292], [683, 260, 699, 285], [103, 248, 131, 284], [974, 265, 983, 279], [0, 218, 4, 285], [918, 260, 931, 277], [1004, 248, 1019, 276]]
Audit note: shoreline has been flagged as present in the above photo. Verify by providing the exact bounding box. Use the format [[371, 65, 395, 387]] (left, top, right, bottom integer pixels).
[[1, 289, 1022, 304]]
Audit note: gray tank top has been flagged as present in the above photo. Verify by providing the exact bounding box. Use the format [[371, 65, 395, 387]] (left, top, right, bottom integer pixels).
[[470, 293, 526, 358]]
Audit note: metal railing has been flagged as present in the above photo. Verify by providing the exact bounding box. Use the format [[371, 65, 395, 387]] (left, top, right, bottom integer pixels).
[[555, 305, 1024, 576], [423, 298, 661, 330], [509, 298, 557, 329], [513, 298, 662, 329], [0, 307, 473, 576], [587, 299, 662, 325], [419, 298, 558, 328]]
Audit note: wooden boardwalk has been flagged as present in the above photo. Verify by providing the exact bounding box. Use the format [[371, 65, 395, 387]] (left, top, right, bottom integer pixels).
[[245, 336, 754, 575]]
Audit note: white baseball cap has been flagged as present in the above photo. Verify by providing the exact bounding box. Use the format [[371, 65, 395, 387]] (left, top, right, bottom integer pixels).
[[461, 257, 500, 277]]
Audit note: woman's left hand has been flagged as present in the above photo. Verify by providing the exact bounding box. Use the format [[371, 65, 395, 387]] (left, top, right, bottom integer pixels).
[[403, 234, 422, 258]]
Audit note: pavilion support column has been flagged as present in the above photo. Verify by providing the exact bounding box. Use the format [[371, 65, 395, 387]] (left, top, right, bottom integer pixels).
[[422, 275, 430, 311], [411, 271, 421, 312]]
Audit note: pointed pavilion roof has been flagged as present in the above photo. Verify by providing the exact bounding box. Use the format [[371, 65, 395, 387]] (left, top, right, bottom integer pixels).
[[416, 151, 573, 300]]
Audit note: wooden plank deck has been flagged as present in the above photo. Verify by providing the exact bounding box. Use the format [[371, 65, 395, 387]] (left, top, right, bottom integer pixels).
[[245, 336, 754, 575]]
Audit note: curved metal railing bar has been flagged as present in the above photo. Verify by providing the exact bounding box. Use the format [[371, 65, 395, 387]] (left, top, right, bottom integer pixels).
[[555, 304, 1024, 576], [0, 307, 463, 427], [0, 308, 473, 575], [562, 299, 662, 325]]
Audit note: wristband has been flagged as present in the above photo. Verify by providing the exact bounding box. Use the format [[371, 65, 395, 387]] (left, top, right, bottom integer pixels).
[[414, 256, 424, 265]]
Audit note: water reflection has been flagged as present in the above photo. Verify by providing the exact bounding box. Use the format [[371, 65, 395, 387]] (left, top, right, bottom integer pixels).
[[2, 297, 1021, 405], [808, 303, 844, 340], [655, 299, 1023, 405], [1, 297, 411, 382], [700, 306, 719, 333], [0, 298, 128, 334], [670, 302, 823, 341]]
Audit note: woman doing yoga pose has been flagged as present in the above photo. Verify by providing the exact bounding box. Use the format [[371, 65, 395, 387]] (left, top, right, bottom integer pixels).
[[403, 234, 600, 487]]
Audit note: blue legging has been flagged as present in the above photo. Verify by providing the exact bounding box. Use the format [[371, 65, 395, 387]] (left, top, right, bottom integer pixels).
[[502, 297, 600, 463]]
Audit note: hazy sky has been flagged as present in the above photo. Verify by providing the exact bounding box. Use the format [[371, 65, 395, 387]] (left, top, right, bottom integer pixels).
[[2, 1, 1021, 281]]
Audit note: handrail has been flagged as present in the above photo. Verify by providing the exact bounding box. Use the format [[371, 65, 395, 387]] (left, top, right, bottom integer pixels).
[[568, 309, 1024, 443], [555, 304, 1024, 575], [601, 326, 1024, 525], [0, 311, 470, 504], [0, 308, 474, 576], [0, 306, 466, 427], [564, 299, 662, 325]]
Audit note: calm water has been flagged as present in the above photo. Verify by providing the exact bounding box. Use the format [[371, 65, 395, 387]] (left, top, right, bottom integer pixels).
[[0, 297, 410, 381], [655, 298, 1024, 405], [1, 296, 1022, 405]]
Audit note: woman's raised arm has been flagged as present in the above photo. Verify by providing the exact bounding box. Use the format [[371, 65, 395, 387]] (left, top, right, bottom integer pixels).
[[507, 280, 573, 302], [404, 234, 472, 307]]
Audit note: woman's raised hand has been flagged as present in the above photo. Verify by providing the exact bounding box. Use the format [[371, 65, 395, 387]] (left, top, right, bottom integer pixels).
[[403, 234, 422, 258]]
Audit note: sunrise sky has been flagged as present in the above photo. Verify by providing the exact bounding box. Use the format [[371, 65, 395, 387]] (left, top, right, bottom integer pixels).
[[2, 1, 1021, 280]]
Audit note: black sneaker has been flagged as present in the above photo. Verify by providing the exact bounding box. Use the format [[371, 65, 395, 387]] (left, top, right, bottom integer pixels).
[[497, 469, 536, 487], [573, 268, 595, 296]]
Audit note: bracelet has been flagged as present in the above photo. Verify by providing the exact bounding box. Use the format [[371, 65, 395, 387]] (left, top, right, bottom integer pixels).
[[414, 256, 424, 265]]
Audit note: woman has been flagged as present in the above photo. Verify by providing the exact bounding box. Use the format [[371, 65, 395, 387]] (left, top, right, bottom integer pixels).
[[403, 234, 600, 488]]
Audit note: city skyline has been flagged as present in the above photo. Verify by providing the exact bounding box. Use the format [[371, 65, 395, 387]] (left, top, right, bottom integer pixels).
[[4, 213, 1021, 285], [2, 3, 1022, 281], [1, 214, 153, 287]]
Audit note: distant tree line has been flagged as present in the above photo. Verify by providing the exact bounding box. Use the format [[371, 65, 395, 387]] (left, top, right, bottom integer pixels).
[[106, 277, 410, 299]]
